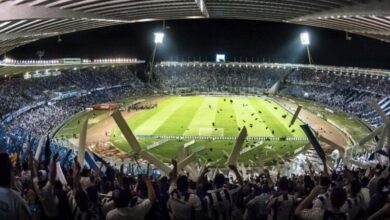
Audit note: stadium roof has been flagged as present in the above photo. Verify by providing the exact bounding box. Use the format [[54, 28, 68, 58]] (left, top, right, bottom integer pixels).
[[1, 0, 390, 55]]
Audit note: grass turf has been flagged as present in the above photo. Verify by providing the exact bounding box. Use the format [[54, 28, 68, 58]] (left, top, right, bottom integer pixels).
[[56, 110, 110, 138], [110, 96, 308, 164], [55, 95, 372, 165]]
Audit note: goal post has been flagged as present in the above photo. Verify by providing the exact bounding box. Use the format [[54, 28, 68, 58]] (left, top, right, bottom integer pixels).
[[198, 128, 224, 136]]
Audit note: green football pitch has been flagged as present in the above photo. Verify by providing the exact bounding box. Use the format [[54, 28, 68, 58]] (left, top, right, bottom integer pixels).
[[110, 96, 308, 165]]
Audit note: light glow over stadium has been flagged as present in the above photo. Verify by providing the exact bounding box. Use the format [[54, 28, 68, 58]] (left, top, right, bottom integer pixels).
[[154, 32, 165, 44], [300, 32, 310, 45]]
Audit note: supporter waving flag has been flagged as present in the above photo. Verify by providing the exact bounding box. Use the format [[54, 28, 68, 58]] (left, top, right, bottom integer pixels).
[[44, 135, 51, 167], [84, 150, 99, 171], [92, 152, 109, 166], [21, 135, 34, 161], [61, 149, 73, 166]]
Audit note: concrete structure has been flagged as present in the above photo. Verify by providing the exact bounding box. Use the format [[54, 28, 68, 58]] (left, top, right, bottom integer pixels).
[[1, 0, 390, 55]]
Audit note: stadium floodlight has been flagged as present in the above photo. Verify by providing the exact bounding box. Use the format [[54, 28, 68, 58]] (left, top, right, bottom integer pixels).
[[300, 32, 313, 64], [148, 32, 165, 82], [154, 32, 164, 44], [300, 32, 310, 45]]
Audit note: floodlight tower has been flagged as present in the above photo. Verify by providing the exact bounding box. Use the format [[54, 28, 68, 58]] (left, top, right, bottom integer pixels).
[[300, 32, 313, 65], [147, 32, 164, 82]]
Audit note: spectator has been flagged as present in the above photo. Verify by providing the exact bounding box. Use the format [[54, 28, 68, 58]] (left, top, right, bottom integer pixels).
[[203, 164, 243, 220], [106, 174, 155, 220], [0, 152, 30, 220], [168, 160, 203, 220], [295, 186, 348, 219], [244, 184, 272, 220]]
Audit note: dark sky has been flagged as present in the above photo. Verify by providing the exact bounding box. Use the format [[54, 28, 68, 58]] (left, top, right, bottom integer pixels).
[[7, 19, 390, 69]]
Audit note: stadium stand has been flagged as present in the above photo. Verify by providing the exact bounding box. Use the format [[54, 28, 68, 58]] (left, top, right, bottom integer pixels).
[[155, 63, 290, 93], [1, 66, 146, 137], [1, 61, 389, 139], [0, 62, 390, 220], [281, 68, 390, 127]]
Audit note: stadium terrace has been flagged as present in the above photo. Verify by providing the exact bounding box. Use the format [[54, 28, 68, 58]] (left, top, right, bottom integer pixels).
[[0, 58, 389, 219], [1, 0, 390, 219]]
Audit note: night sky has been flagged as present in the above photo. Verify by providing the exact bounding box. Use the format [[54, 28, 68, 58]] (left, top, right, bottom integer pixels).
[[8, 19, 390, 69]]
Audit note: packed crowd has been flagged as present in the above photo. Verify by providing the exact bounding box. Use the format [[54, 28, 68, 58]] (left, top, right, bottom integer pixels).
[[2, 147, 390, 220], [1, 66, 146, 137], [7, 105, 73, 137], [283, 84, 375, 115], [5, 86, 145, 137], [155, 64, 290, 92], [283, 68, 390, 126], [286, 68, 390, 96], [0, 66, 142, 116]]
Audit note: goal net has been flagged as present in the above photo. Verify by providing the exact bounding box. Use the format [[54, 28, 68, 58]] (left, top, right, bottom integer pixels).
[[198, 128, 224, 136]]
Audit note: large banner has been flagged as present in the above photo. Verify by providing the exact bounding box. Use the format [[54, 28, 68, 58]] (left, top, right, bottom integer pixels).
[[94, 103, 119, 110]]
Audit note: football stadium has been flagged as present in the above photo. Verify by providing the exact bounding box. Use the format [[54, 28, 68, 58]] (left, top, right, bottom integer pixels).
[[58, 95, 308, 166], [0, 1, 390, 220]]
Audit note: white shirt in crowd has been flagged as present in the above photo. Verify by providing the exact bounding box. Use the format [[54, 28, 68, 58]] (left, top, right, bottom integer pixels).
[[106, 198, 152, 220], [168, 183, 202, 220], [33, 178, 59, 218], [312, 191, 330, 209], [204, 186, 241, 220], [360, 187, 370, 210], [80, 176, 93, 190], [101, 191, 115, 216]]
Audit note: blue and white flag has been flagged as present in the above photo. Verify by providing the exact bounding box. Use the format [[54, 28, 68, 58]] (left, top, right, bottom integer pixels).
[[61, 149, 73, 166], [84, 150, 99, 171], [378, 97, 390, 117], [378, 97, 390, 107]]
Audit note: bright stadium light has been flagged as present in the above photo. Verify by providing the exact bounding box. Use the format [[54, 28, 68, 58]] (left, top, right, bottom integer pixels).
[[300, 32, 310, 45], [300, 32, 313, 64], [216, 54, 226, 62], [154, 32, 164, 44], [148, 32, 165, 82]]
